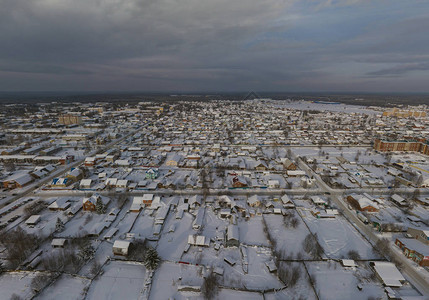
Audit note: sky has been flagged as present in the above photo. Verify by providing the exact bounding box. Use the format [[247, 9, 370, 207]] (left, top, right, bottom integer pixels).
[[0, 0, 429, 93]]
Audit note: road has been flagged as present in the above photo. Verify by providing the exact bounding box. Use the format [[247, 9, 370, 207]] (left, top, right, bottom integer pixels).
[[297, 157, 429, 296]]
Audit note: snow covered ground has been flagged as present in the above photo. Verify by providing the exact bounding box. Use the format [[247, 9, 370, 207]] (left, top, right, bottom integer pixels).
[[305, 261, 385, 300], [301, 210, 379, 259], [0, 271, 39, 300], [85, 261, 146, 300], [35, 274, 90, 300]]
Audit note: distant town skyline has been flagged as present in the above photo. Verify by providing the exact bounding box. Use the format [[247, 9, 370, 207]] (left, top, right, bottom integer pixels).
[[1, 0, 429, 93]]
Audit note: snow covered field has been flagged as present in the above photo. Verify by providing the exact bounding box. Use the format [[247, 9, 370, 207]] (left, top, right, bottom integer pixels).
[[35, 274, 90, 300], [301, 210, 379, 259], [85, 261, 146, 300], [305, 261, 385, 300]]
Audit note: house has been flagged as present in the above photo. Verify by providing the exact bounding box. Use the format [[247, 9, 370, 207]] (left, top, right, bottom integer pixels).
[[255, 161, 268, 171], [145, 168, 159, 179], [112, 240, 131, 256], [347, 194, 379, 212], [25, 215, 41, 227], [187, 235, 208, 247], [51, 177, 71, 188], [407, 227, 429, 245], [287, 170, 306, 177], [142, 194, 155, 206], [247, 195, 261, 207], [341, 259, 357, 268], [370, 261, 406, 287], [103, 227, 119, 241], [105, 178, 118, 188], [130, 197, 143, 212], [48, 199, 71, 211], [2, 173, 34, 189], [193, 207, 205, 230], [51, 238, 67, 248], [80, 179, 92, 189], [220, 208, 232, 218], [116, 179, 128, 189], [115, 159, 130, 167], [188, 195, 201, 208], [232, 176, 248, 188], [268, 180, 280, 188], [165, 154, 182, 167], [65, 168, 83, 182], [395, 238, 429, 266], [281, 194, 295, 208], [83, 194, 101, 211], [283, 158, 297, 170], [391, 194, 408, 207], [218, 195, 235, 208], [226, 225, 239, 247], [310, 196, 327, 206], [84, 157, 96, 167]]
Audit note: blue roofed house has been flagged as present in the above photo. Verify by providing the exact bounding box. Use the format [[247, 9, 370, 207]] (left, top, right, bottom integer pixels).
[[146, 168, 159, 179]]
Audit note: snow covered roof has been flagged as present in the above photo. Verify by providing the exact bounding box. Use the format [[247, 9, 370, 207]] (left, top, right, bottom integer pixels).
[[116, 179, 128, 186], [281, 194, 293, 204], [80, 179, 92, 187], [391, 194, 406, 204], [115, 159, 130, 166], [187, 235, 207, 246], [227, 225, 239, 241], [247, 195, 260, 205], [26, 215, 41, 225], [113, 239, 131, 250], [372, 262, 405, 287], [341, 259, 356, 267], [51, 238, 66, 247], [142, 194, 154, 201], [357, 196, 379, 210]]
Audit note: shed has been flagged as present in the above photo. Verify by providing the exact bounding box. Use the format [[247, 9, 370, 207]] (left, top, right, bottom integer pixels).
[[51, 238, 67, 248], [371, 261, 405, 287], [25, 215, 41, 226], [80, 179, 92, 189], [226, 225, 239, 247], [113, 240, 131, 256]]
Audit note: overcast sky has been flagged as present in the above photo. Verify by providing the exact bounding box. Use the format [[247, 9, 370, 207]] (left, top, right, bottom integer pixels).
[[1, 0, 428, 93]]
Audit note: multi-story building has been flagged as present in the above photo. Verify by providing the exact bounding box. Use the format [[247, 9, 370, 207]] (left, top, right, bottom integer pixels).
[[59, 114, 82, 125], [374, 139, 429, 155]]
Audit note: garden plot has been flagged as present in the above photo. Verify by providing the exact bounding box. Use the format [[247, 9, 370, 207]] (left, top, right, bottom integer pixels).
[[201, 207, 229, 242], [79, 241, 112, 277], [124, 210, 153, 238], [264, 213, 313, 259], [217, 289, 263, 299], [182, 246, 283, 291], [23, 209, 67, 238], [58, 212, 106, 238], [85, 261, 146, 300], [302, 212, 378, 259], [0, 271, 43, 300], [265, 262, 317, 300], [410, 204, 429, 223], [293, 198, 316, 209], [157, 211, 194, 261], [305, 261, 385, 300], [35, 273, 90, 300], [149, 261, 204, 299], [238, 216, 270, 247]]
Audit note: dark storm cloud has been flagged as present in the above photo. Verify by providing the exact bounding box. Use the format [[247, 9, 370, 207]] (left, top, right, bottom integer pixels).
[[0, 0, 429, 92], [367, 62, 429, 77]]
